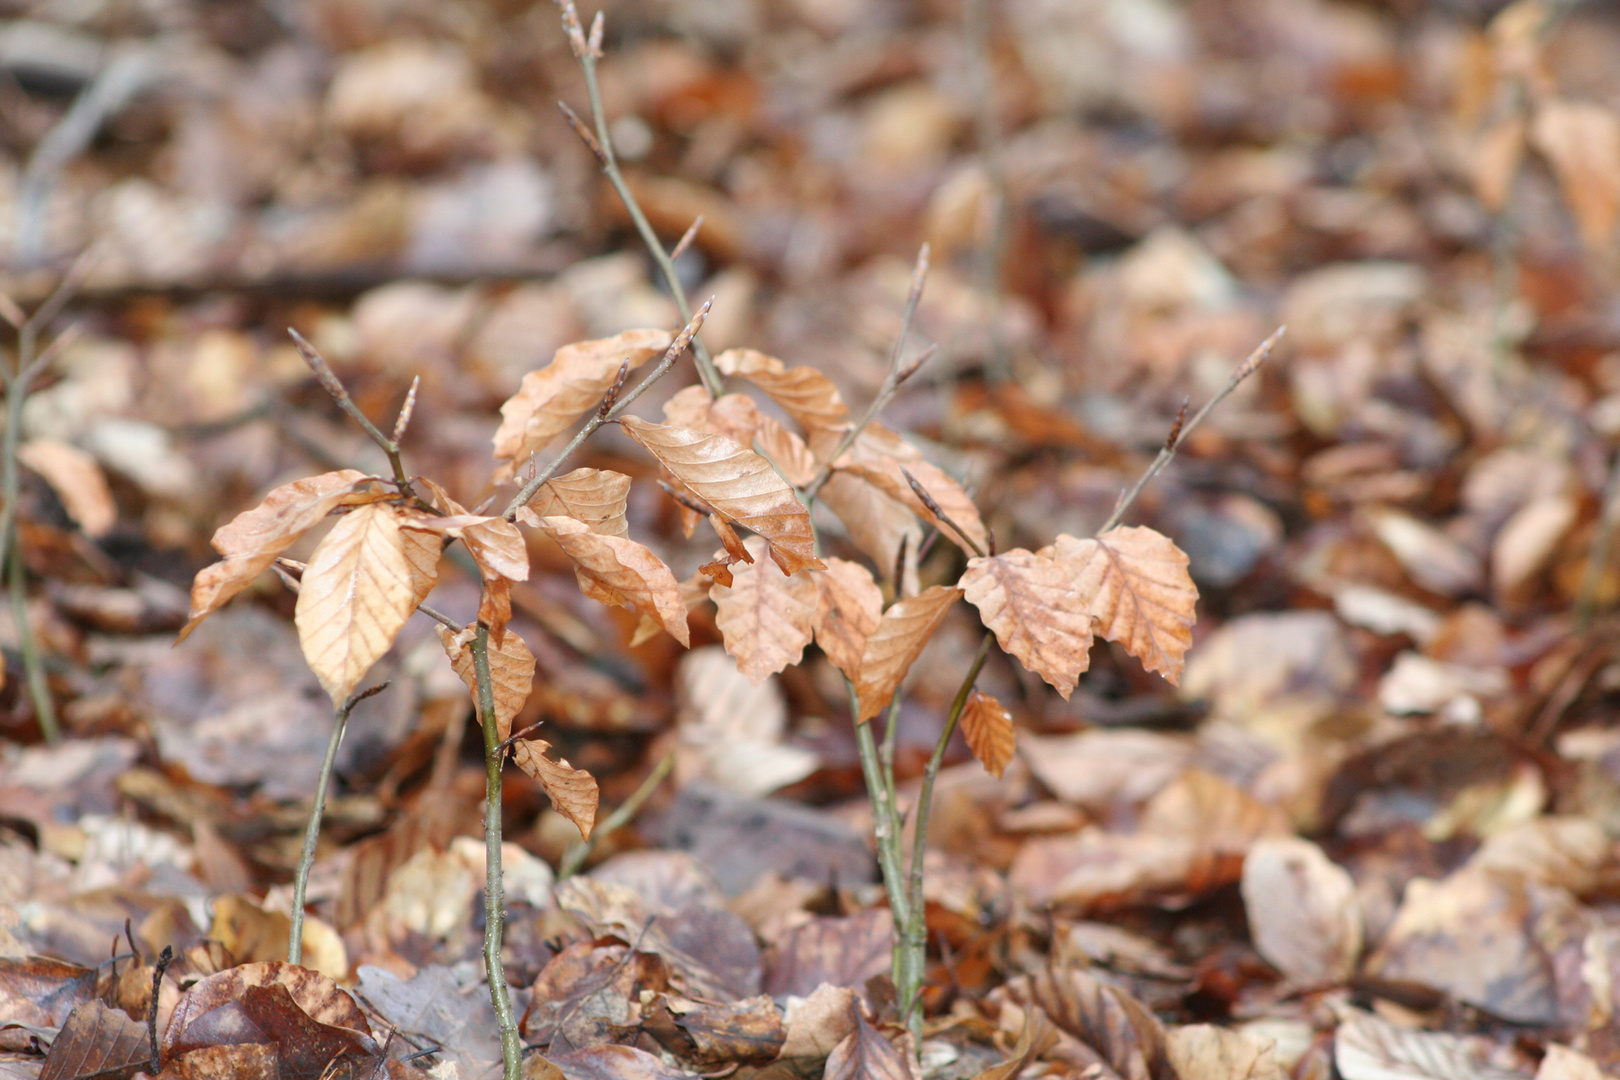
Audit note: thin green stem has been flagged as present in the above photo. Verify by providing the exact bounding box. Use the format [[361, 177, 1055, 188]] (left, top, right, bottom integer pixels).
[[7, 542, 54, 742], [849, 680, 909, 932], [558, 750, 674, 879], [474, 622, 523, 1080]]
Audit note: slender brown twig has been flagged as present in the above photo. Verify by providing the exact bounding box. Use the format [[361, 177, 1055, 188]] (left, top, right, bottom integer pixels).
[[288, 330, 415, 495]]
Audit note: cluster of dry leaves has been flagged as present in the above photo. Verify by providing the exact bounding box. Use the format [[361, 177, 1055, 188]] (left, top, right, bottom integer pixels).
[[6, 0, 1620, 1078]]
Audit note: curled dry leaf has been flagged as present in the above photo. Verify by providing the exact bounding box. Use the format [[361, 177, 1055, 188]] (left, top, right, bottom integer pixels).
[[664, 388, 819, 487], [1049, 526, 1198, 686], [528, 514, 691, 647], [817, 471, 922, 594], [19, 437, 116, 539], [519, 467, 633, 538], [518, 740, 600, 840], [961, 689, 1016, 779], [490, 328, 674, 479], [40, 999, 150, 1080], [295, 502, 420, 705], [961, 549, 1095, 698], [855, 585, 963, 721], [180, 469, 375, 642], [1011, 960, 1175, 1080], [714, 347, 852, 441], [162, 961, 372, 1060], [621, 415, 823, 575], [813, 558, 884, 683], [833, 426, 988, 556], [1240, 836, 1362, 986], [710, 537, 818, 685]]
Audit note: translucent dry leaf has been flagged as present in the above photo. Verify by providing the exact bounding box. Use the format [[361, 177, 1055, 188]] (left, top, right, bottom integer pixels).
[[620, 415, 823, 575], [961, 689, 1016, 779], [961, 548, 1095, 698], [714, 347, 852, 441], [491, 328, 673, 478], [833, 426, 988, 556], [399, 525, 442, 608], [817, 471, 922, 595], [1165, 1025, 1285, 1080], [855, 585, 963, 721], [180, 469, 374, 642], [664, 389, 818, 487], [1240, 836, 1361, 985], [528, 514, 691, 647], [295, 502, 420, 705], [18, 437, 116, 539], [403, 513, 528, 583], [813, 558, 883, 683], [1049, 526, 1198, 686], [1532, 98, 1620, 251], [518, 467, 633, 538], [710, 537, 818, 685]]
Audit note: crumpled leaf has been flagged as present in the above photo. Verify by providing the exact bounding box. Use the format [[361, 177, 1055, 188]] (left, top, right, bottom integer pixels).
[[855, 585, 963, 721], [491, 328, 673, 478], [295, 502, 420, 705], [180, 469, 376, 642], [813, 558, 884, 683], [1049, 526, 1198, 685], [519, 467, 633, 538], [528, 514, 691, 647], [710, 536, 818, 685], [621, 415, 823, 575], [1009, 959, 1176, 1080], [961, 548, 1095, 698], [960, 688, 1016, 779], [663, 387, 818, 487]]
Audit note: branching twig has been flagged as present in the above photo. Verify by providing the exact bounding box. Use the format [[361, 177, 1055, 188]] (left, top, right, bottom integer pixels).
[[558, 750, 675, 879], [288, 330, 415, 495], [554, 1, 722, 398], [288, 682, 388, 965]]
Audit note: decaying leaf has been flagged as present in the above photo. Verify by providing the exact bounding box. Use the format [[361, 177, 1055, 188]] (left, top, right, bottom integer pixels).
[[180, 469, 376, 642], [710, 536, 818, 685], [824, 1009, 916, 1080], [961, 548, 1095, 698], [1049, 526, 1198, 686], [960, 689, 1016, 779], [40, 1000, 150, 1080], [1240, 836, 1362, 985], [1165, 1025, 1285, 1080], [491, 328, 674, 478], [855, 585, 963, 721], [19, 437, 117, 539], [813, 558, 884, 683], [1532, 98, 1620, 251], [714, 347, 853, 440], [621, 415, 823, 575], [528, 514, 691, 646], [519, 467, 633, 538], [295, 502, 420, 704]]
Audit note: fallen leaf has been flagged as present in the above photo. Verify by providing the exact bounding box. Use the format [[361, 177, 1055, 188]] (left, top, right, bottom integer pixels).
[[621, 416, 823, 575], [492, 328, 674, 477], [39, 1000, 149, 1080], [813, 558, 884, 683], [528, 514, 691, 646], [1240, 836, 1361, 985], [961, 548, 1095, 697], [675, 646, 817, 797], [549, 1043, 700, 1080], [1535, 1045, 1605, 1080], [1334, 1007, 1527, 1080], [824, 1009, 916, 1080], [854, 585, 963, 721], [710, 537, 818, 685], [519, 467, 633, 538], [1165, 1024, 1285, 1080], [1367, 509, 1483, 597], [295, 502, 420, 705], [1473, 115, 1527, 213], [1010, 959, 1175, 1080], [1492, 494, 1577, 597], [762, 909, 895, 998], [960, 689, 1016, 779], [1532, 98, 1620, 251], [19, 437, 116, 539], [1049, 526, 1198, 686]]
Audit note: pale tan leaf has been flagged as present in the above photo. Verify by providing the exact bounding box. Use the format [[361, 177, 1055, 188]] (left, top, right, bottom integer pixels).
[[1165, 1025, 1285, 1080], [813, 557, 883, 683], [818, 471, 921, 594], [629, 571, 711, 648], [403, 513, 529, 583], [528, 514, 690, 646], [1240, 837, 1361, 985], [620, 415, 823, 575], [1535, 1046, 1604, 1080], [517, 467, 632, 538], [669, 389, 818, 487], [295, 502, 419, 705], [960, 689, 1016, 779], [517, 738, 599, 840], [709, 536, 818, 684], [855, 584, 963, 721], [713, 347, 852, 440], [18, 437, 115, 538], [1049, 526, 1198, 686], [1532, 98, 1620, 250], [399, 524, 442, 608], [1492, 493, 1577, 596], [961, 548, 1095, 697], [1473, 115, 1526, 213], [833, 426, 988, 556], [436, 621, 535, 741], [180, 469, 373, 642], [491, 328, 673, 477], [1334, 1007, 1525, 1080], [676, 645, 817, 796]]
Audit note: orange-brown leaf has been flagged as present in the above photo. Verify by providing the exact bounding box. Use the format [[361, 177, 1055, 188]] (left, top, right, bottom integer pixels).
[[1532, 98, 1620, 251], [294, 503, 420, 705], [961, 689, 1016, 779], [833, 426, 988, 556], [813, 558, 883, 683], [180, 469, 374, 642], [19, 437, 116, 538], [528, 514, 691, 647], [620, 415, 823, 575], [491, 328, 674, 478], [436, 622, 535, 741], [710, 536, 818, 684], [515, 739, 600, 840], [855, 585, 963, 721], [665, 388, 819, 487], [403, 513, 528, 583], [817, 471, 921, 594], [1049, 526, 1197, 686], [960, 549, 1095, 698], [714, 347, 852, 441], [518, 467, 632, 538]]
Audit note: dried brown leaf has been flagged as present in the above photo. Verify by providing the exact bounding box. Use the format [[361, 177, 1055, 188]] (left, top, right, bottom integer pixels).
[[436, 622, 535, 741], [162, 961, 372, 1060], [403, 512, 529, 582], [834, 426, 988, 556], [813, 558, 883, 683], [295, 502, 420, 705], [39, 1000, 149, 1080], [621, 416, 823, 575], [19, 437, 116, 539], [180, 469, 374, 642], [518, 739, 600, 840], [1240, 837, 1361, 985], [713, 347, 852, 440], [960, 689, 1016, 779], [1532, 98, 1620, 251], [491, 328, 674, 477], [817, 472, 921, 595], [1333, 1007, 1526, 1080], [710, 537, 818, 684], [824, 1010, 917, 1080], [519, 467, 633, 538], [961, 549, 1095, 698], [1015, 961, 1175, 1080], [1164, 1025, 1285, 1080], [1049, 526, 1197, 686], [855, 585, 963, 721], [528, 514, 691, 647], [663, 389, 818, 487]]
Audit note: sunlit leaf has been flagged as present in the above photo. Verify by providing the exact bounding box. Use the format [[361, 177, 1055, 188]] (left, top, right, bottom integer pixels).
[[710, 536, 818, 684], [813, 558, 883, 683], [960, 689, 1016, 779], [714, 347, 853, 441], [961, 548, 1094, 698], [518, 467, 632, 538], [855, 585, 962, 721], [1049, 526, 1198, 686], [528, 514, 691, 647], [664, 387, 819, 487]]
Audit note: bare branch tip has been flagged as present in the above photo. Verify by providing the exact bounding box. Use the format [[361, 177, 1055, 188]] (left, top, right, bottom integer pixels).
[[587, 10, 604, 56], [670, 215, 704, 262], [392, 376, 420, 444]]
